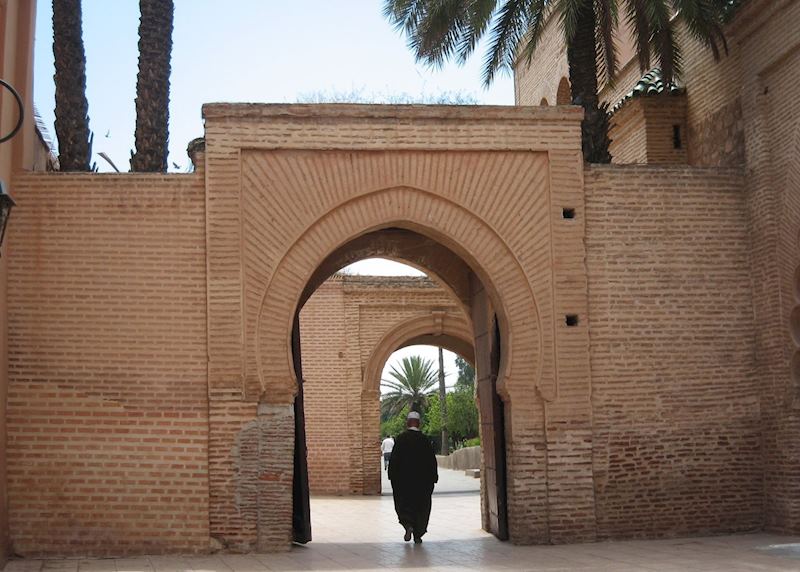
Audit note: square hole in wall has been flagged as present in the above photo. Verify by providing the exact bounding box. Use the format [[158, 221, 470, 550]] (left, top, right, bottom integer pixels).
[[673, 125, 682, 149], [562, 208, 576, 219], [565, 314, 579, 326]]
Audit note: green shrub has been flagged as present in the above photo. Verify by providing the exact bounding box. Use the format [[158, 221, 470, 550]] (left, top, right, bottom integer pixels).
[[464, 436, 480, 448]]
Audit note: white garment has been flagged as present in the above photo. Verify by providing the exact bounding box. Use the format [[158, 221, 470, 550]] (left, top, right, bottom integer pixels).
[[381, 437, 395, 453]]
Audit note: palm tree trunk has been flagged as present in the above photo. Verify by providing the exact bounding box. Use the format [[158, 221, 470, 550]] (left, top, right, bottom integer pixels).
[[52, 0, 91, 171], [566, 2, 611, 164], [131, 0, 173, 172], [438, 347, 449, 455]]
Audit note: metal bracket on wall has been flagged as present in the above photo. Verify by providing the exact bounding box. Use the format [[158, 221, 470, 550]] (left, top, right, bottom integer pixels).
[[0, 78, 24, 144], [0, 79, 23, 256]]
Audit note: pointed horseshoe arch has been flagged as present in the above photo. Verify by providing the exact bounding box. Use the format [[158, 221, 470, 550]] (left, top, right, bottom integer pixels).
[[362, 311, 474, 395], [253, 186, 543, 405]]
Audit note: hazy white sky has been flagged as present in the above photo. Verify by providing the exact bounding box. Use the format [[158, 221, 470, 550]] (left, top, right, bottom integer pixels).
[[33, 1, 500, 387]]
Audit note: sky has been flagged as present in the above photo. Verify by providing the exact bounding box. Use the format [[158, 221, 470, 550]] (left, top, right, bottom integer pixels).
[[32, 1, 508, 388], [33, 0, 514, 172]]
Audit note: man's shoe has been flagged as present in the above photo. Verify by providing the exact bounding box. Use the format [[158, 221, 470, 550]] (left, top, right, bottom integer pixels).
[[413, 535, 423, 544], [403, 526, 412, 542]]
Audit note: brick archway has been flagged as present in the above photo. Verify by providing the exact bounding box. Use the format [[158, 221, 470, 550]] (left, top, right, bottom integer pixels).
[[256, 187, 543, 547], [362, 312, 473, 395], [254, 186, 542, 406], [203, 105, 594, 551], [359, 311, 474, 495]]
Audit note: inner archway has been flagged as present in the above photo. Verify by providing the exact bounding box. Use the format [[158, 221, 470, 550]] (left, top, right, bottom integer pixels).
[[289, 226, 514, 545]]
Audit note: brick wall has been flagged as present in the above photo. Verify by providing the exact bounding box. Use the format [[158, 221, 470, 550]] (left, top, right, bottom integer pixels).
[[300, 275, 466, 495], [610, 96, 689, 165], [6, 173, 209, 556], [608, 100, 648, 164], [6, 87, 799, 554], [202, 104, 590, 548], [585, 165, 761, 538], [643, 97, 688, 164], [300, 278, 349, 495], [513, 15, 569, 106], [515, 9, 745, 168], [1, 0, 38, 565], [737, 0, 800, 532]]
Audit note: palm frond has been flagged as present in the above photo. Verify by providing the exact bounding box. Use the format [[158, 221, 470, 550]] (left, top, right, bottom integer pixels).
[[416, 0, 472, 67], [672, 0, 727, 61], [379, 355, 438, 415], [482, 0, 535, 86], [644, 0, 681, 82], [456, 0, 498, 64], [516, 0, 549, 69], [558, 0, 592, 43], [595, 0, 619, 87], [384, 0, 429, 33], [623, 0, 652, 73]]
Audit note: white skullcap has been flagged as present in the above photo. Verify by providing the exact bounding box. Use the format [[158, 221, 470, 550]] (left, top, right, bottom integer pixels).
[[407, 411, 421, 420]]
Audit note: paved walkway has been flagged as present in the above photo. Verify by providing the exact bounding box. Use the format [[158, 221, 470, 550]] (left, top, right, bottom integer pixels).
[[4, 469, 800, 571], [380, 459, 481, 495]]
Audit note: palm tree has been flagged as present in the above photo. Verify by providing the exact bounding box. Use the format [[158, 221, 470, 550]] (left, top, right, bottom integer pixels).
[[130, 0, 174, 172], [381, 355, 438, 417], [52, 0, 91, 171], [384, 0, 731, 163]]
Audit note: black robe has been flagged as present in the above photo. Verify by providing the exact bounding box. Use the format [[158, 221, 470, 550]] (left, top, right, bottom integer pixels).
[[388, 429, 438, 537]]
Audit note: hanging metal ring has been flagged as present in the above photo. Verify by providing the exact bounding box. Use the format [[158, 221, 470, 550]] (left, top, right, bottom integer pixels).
[[0, 79, 25, 144]]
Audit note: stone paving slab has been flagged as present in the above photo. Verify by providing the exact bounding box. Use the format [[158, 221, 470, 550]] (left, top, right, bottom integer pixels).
[[5, 469, 799, 571]]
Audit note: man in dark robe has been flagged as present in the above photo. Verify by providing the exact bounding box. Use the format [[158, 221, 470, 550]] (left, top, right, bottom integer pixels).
[[388, 410, 438, 544]]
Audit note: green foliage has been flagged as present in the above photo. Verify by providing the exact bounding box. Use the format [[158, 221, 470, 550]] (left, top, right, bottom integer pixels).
[[454, 355, 475, 392], [297, 87, 479, 105], [418, 380, 479, 449], [379, 354, 480, 448], [447, 388, 479, 443], [381, 405, 409, 439], [421, 393, 441, 436], [384, 0, 733, 86], [380, 355, 438, 417], [464, 436, 481, 448]]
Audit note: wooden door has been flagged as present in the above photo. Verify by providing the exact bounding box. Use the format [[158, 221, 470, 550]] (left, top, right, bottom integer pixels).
[[291, 314, 312, 543], [488, 318, 508, 539], [472, 278, 509, 540]]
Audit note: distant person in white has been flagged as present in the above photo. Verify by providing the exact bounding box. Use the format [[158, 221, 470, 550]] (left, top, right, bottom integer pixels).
[[381, 435, 395, 470]]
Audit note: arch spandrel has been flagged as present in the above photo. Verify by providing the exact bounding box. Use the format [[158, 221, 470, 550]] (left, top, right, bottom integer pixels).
[[252, 186, 546, 406], [239, 150, 555, 376]]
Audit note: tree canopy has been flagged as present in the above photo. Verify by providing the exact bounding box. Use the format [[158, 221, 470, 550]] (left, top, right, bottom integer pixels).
[[380, 355, 439, 417], [385, 0, 734, 163]]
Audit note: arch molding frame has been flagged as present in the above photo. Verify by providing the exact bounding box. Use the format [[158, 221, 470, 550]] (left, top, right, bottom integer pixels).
[[202, 105, 594, 549]]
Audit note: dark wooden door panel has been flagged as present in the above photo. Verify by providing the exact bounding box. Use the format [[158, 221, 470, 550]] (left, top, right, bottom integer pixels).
[[292, 314, 312, 544]]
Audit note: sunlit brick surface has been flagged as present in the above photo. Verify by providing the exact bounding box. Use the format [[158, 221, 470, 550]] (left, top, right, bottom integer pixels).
[[300, 275, 467, 496]]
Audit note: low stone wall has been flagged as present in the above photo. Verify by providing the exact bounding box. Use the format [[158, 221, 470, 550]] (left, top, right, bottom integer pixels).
[[437, 446, 481, 471]]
